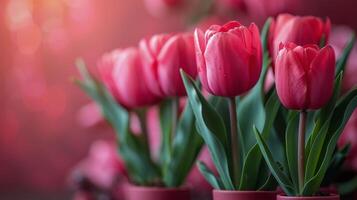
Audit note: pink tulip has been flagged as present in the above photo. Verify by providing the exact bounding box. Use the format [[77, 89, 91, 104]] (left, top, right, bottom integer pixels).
[[72, 140, 126, 190], [275, 43, 335, 110], [269, 14, 331, 64], [139, 33, 197, 97], [194, 21, 262, 97], [97, 48, 161, 109]]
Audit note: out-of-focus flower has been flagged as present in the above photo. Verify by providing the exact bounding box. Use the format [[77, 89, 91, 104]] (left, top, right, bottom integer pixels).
[[77, 103, 104, 128], [244, 0, 300, 21], [139, 33, 197, 97], [330, 26, 357, 93], [144, 0, 185, 17], [269, 14, 330, 64], [72, 140, 126, 190], [97, 48, 161, 109], [275, 43, 335, 110], [194, 21, 262, 97]]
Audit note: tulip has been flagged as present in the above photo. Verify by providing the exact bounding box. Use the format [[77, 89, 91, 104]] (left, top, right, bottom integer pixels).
[[97, 48, 161, 109], [275, 43, 336, 110], [139, 33, 197, 97], [194, 21, 263, 97], [269, 14, 331, 63]]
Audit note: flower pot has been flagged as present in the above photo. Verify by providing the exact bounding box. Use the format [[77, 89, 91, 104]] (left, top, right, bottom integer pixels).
[[125, 185, 191, 200], [213, 189, 277, 200], [277, 194, 340, 200]]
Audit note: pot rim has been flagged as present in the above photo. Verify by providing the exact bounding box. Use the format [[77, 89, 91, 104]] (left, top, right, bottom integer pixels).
[[213, 189, 277, 194], [277, 193, 340, 199], [126, 185, 190, 192]]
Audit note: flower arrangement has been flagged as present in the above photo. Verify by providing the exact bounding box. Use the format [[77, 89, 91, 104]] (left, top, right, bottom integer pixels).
[[75, 6, 357, 200], [76, 33, 205, 193]]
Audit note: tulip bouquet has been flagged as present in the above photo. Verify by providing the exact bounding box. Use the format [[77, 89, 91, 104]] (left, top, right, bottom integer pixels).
[[75, 32, 213, 199], [252, 15, 357, 199], [181, 19, 280, 199]]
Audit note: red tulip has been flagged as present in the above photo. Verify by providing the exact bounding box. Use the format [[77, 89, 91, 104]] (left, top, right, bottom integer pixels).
[[269, 14, 331, 63], [97, 48, 161, 109], [275, 43, 335, 110], [194, 21, 262, 97], [139, 33, 197, 97]]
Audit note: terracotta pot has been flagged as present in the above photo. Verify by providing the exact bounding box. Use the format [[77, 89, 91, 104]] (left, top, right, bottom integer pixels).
[[277, 194, 340, 200], [213, 189, 277, 200], [125, 185, 191, 200]]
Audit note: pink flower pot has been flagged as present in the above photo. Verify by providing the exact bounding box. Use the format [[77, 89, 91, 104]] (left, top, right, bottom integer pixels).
[[213, 189, 277, 200], [277, 194, 340, 200], [125, 185, 191, 200]]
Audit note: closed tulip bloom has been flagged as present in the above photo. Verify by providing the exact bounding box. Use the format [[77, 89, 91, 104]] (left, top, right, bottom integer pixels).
[[97, 48, 161, 109], [139, 33, 197, 97], [269, 14, 331, 62], [194, 21, 262, 97], [275, 43, 335, 110]]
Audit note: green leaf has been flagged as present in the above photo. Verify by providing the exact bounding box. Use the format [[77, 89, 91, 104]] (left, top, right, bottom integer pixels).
[[181, 70, 234, 190], [322, 144, 351, 186], [197, 161, 224, 189], [303, 92, 357, 195], [159, 100, 174, 180], [336, 33, 356, 75], [163, 102, 203, 187], [254, 127, 295, 195], [261, 18, 272, 54], [304, 117, 331, 182], [239, 90, 280, 190]]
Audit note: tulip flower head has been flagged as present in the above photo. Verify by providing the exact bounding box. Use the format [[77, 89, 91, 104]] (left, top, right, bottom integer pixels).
[[97, 48, 161, 109], [139, 33, 197, 97], [194, 21, 263, 97], [275, 43, 335, 110], [269, 14, 331, 63]]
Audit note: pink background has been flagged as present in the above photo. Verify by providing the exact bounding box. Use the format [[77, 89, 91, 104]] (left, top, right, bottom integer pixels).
[[0, 0, 357, 198]]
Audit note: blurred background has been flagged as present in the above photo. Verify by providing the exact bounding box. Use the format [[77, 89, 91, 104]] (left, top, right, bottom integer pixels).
[[1, 0, 357, 199]]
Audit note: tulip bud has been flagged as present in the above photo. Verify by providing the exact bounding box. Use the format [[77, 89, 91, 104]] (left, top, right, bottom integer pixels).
[[275, 43, 335, 110], [269, 14, 331, 63], [97, 48, 161, 109], [139, 33, 197, 97], [194, 21, 262, 97]]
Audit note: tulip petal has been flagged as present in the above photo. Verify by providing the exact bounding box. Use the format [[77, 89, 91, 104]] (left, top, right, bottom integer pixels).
[[195, 29, 211, 93], [204, 32, 252, 96], [308, 45, 335, 109], [158, 34, 197, 96], [276, 48, 308, 109]]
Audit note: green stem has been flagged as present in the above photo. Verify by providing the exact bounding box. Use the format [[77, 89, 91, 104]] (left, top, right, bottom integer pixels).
[[228, 97, 240, 187], [138, 109, 150, 153], [171, 98, 179, 141], [298, 110, 307, 195]]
